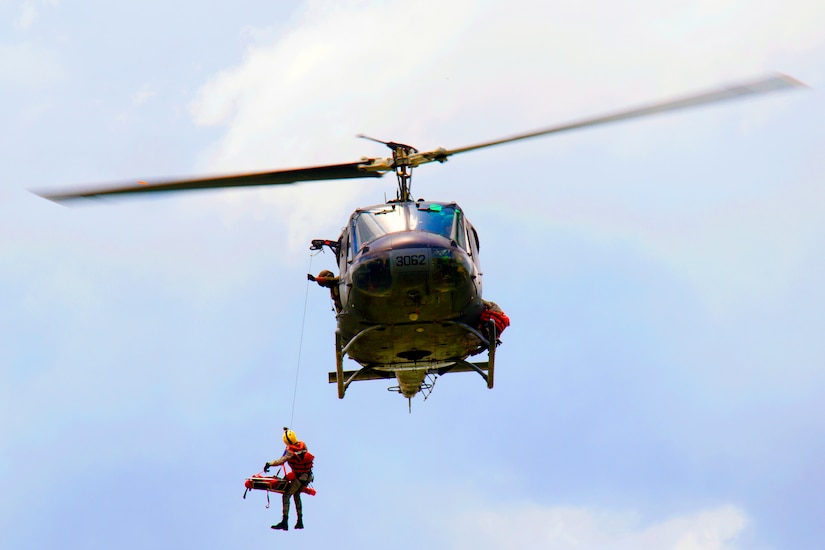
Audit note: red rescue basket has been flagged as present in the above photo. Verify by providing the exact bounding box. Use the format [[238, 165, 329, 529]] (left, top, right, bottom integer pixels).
[[243, 471, 316, 506]]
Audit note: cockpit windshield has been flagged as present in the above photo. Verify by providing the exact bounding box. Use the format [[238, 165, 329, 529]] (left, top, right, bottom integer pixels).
[[411, 203, 465, 246], [352, 205, 407, 247], [351, 202, 466, 250]]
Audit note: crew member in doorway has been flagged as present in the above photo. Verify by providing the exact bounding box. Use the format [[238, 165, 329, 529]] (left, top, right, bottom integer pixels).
[[309, 270, 342, 313], [481, 300, 510, 336]]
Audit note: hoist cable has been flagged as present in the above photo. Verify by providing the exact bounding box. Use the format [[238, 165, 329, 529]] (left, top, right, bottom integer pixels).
[[289, 252, 316, 427]]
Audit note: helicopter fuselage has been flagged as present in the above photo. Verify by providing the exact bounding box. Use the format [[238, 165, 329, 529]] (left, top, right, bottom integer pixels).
[[321, 199, 494, 398]]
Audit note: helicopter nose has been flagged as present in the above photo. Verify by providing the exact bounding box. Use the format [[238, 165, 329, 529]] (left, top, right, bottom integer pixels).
[[351, 245, 472, 295], [351, 255, 392, 296], [429, 247, 472, 291], [349, 232, 475, 299], [385, 245, 472, 292]]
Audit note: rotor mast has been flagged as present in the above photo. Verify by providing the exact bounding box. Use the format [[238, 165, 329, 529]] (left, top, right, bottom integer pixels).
[[392, 143, 416, 202], [357, 135, 420, 202]]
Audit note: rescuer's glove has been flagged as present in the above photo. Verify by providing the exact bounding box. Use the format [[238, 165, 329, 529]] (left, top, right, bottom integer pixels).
[[264, 462, 270, 473]]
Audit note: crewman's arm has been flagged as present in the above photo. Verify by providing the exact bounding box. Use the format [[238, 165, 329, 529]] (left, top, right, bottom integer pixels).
[[309, 274, 339, 288], [265, 450, 294, 470]]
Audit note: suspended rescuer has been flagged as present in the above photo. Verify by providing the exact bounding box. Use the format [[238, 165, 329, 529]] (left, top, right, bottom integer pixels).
[[264, 427, 315, 531]]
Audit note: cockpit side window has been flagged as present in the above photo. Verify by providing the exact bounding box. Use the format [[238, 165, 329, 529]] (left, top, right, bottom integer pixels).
[[340, 229, 351, 267], [453, 209, 467, 249]]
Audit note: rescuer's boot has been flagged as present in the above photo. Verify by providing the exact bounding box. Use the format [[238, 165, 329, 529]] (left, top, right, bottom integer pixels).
[[295, 516, 304, 529], [271, 516, 289, 531]]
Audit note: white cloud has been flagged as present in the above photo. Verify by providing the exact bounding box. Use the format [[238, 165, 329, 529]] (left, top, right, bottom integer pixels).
[[0, 41, 63, 87], [16, 2, 37, 30], [444, 501, 748, 550], [15, 0, 60, 31], [185, 0, 825, 269], [131, 82, 158, 107], [116, 82, 160, 122], [189, 0, 483, 163], [187, 0, 825, 173], [190, 0, 825, 143]]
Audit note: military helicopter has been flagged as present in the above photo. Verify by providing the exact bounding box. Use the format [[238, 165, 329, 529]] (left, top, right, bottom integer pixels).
[[37, 73, 803, 403]]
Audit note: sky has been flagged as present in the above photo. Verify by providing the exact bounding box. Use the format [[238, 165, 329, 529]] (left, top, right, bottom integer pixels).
[[2, 0, 825, 548]]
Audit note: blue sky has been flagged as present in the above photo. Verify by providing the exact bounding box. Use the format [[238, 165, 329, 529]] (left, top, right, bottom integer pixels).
[[2, 1, 825, 548]]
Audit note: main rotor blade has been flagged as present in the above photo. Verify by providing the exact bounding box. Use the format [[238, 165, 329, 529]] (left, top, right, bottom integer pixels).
[[417, 73, 805, 163], [36, 161, 384, 203]]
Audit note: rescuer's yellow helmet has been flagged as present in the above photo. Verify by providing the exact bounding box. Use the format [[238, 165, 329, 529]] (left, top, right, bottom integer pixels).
[[283, 428, 298, 445]]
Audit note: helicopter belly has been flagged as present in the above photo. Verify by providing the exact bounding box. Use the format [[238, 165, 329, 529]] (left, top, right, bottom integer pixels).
[[345, 321, 485, 365], [330, 315, 496, 400]]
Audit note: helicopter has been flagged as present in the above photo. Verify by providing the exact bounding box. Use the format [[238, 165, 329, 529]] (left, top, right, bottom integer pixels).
[[37, 73, 803, 403]]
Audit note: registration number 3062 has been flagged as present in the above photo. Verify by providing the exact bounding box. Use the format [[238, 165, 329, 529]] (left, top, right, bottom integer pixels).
[[395, 254, 426, 267], [390, 248, 430, 271]]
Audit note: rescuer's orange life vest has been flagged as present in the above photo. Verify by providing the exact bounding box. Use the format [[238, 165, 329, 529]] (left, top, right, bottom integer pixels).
[[286, 442, 314, 474]]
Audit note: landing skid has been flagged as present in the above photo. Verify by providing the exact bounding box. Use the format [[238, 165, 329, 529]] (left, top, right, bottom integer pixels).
[[330, 319, 498, 398]]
